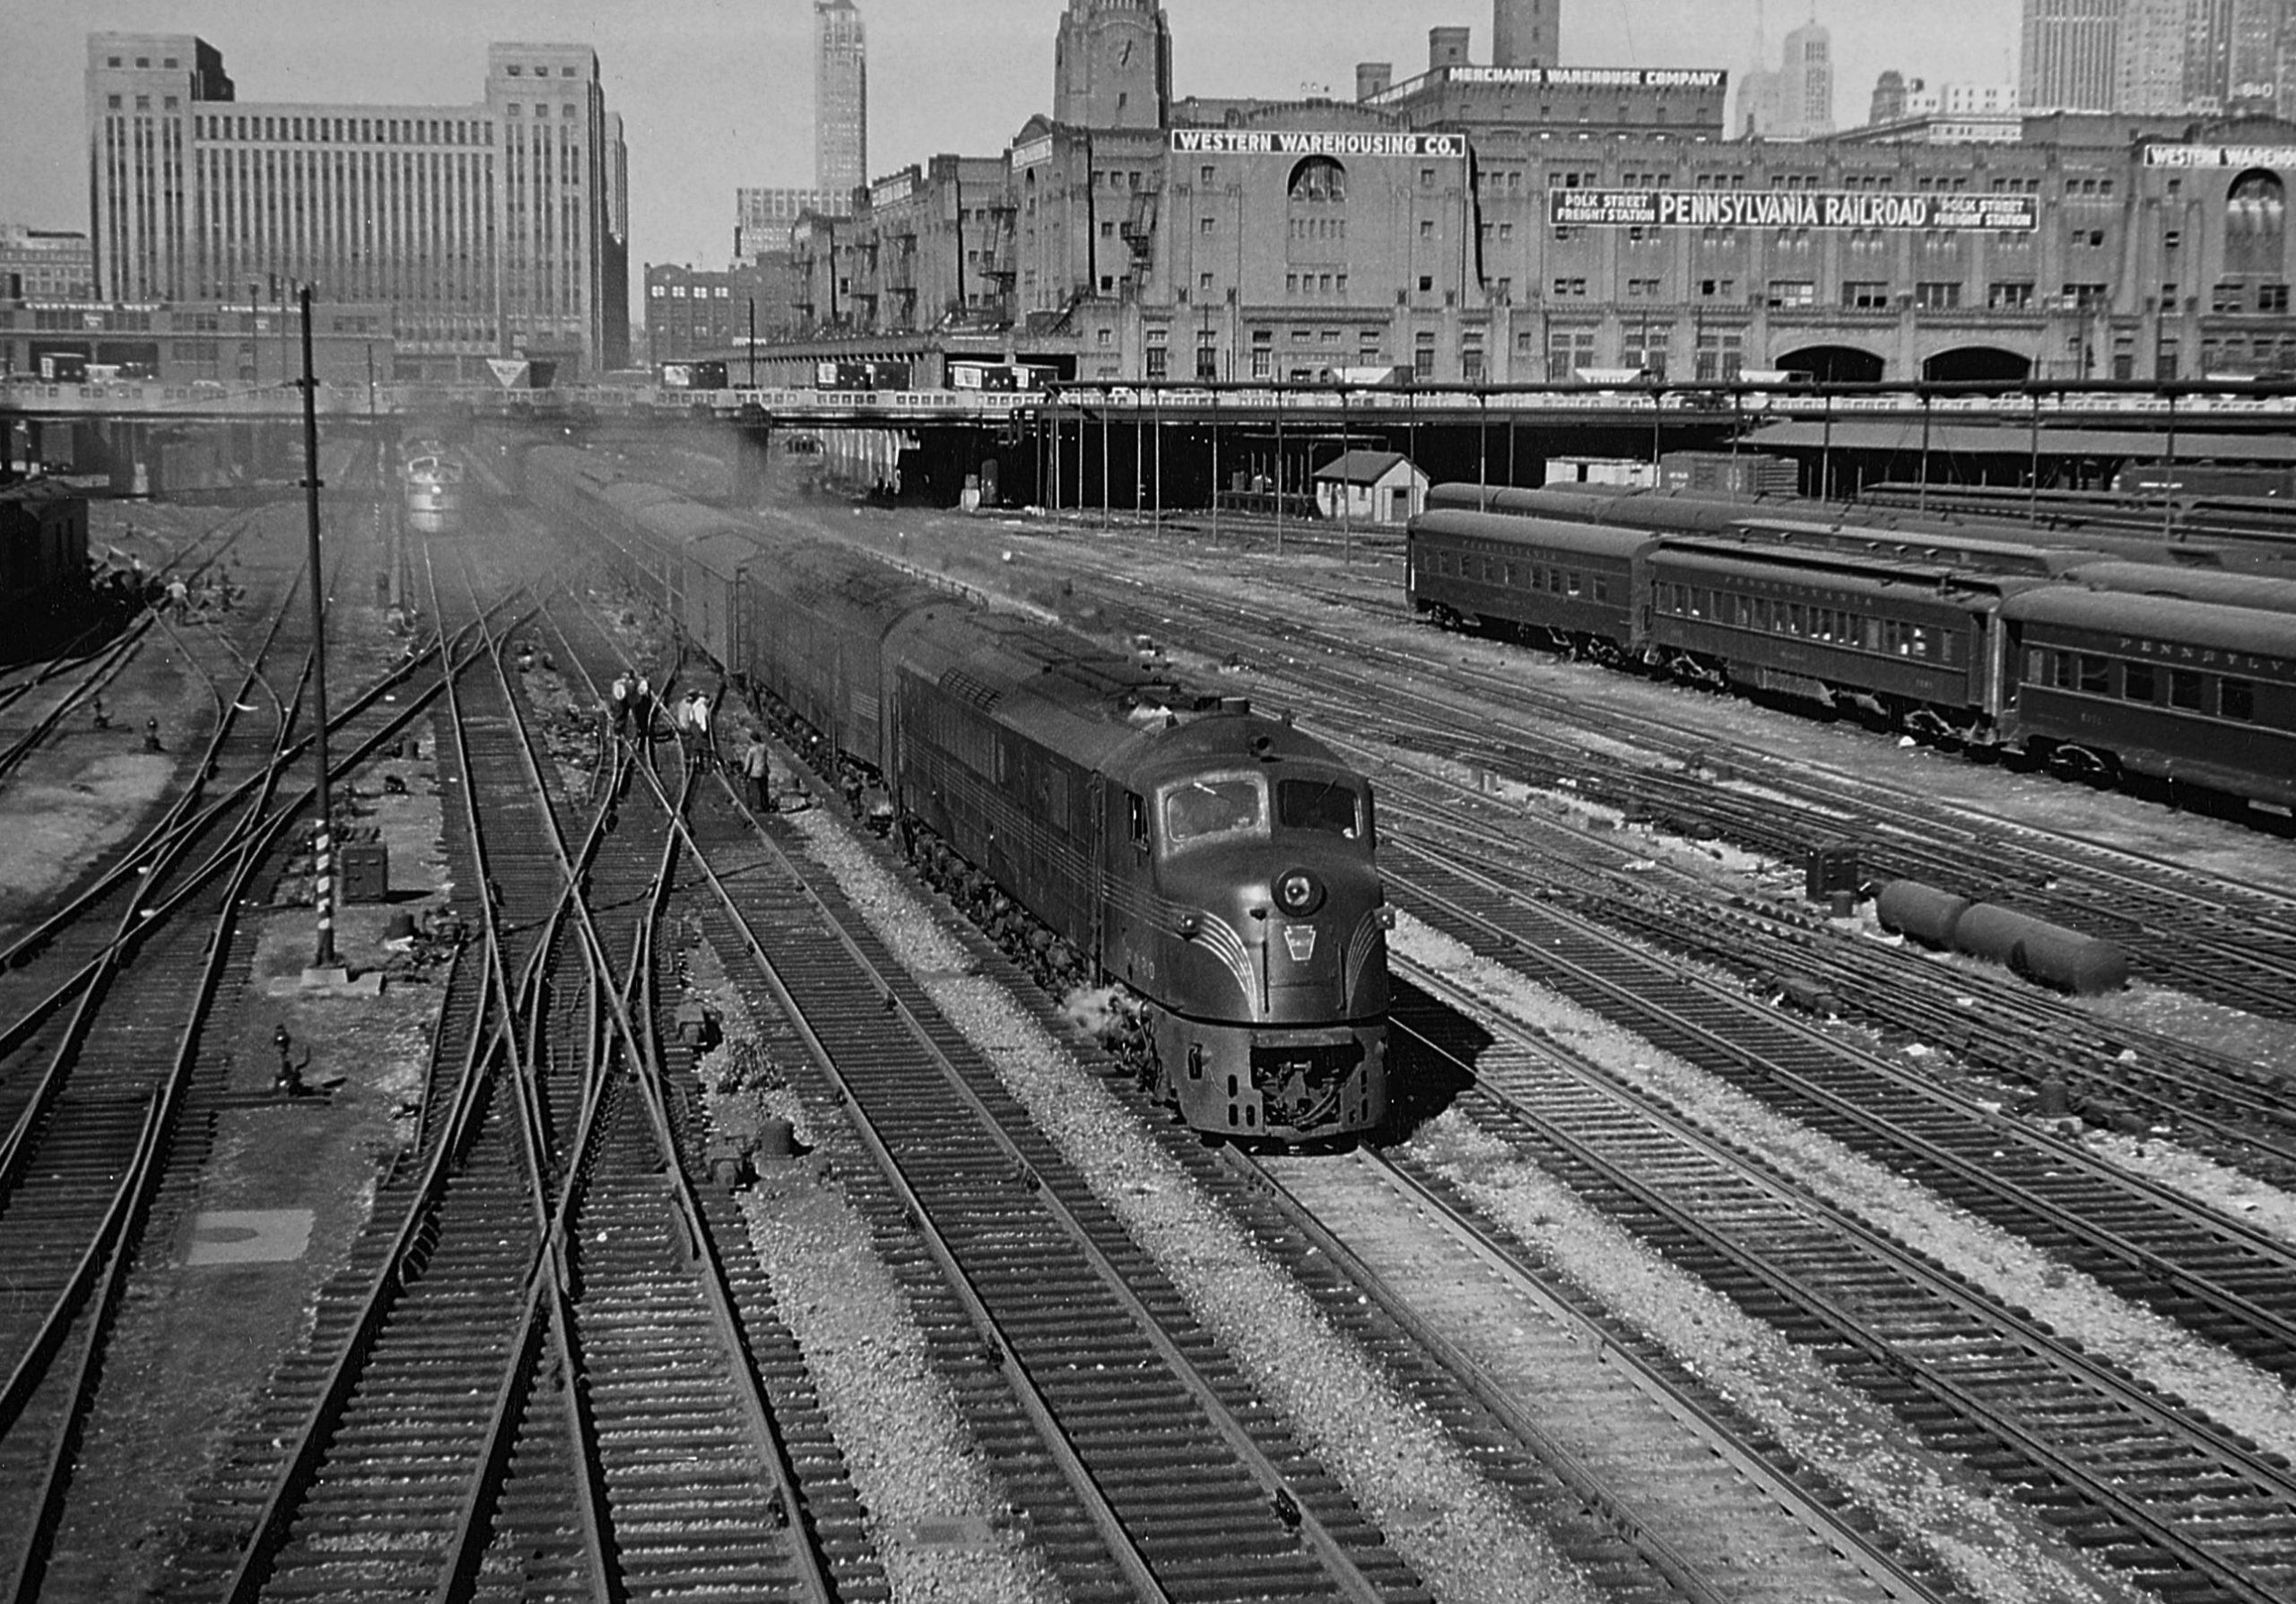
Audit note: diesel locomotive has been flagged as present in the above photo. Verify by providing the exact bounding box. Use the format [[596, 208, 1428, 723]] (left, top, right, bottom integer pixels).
[[525, 445, 1392, 1144]]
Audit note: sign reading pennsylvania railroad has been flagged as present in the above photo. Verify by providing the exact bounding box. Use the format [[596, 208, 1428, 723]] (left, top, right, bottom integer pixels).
[[1170, 129, 1468, 159], [1546, 187, 2039, 231]]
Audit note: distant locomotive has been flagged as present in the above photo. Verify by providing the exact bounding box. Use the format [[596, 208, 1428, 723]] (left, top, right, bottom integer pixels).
[[400, 440, 464, 536], [525, 445, 1392, 1144], [1409, 501, 2296, 811]]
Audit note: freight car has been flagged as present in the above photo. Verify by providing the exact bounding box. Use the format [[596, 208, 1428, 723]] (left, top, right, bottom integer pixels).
[[0, 478, 91, 654], [526, 445, 1393, 1144], [1408, 504, 2296, 809]]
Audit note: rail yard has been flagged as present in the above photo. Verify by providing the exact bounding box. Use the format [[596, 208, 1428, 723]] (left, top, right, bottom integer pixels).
[[1, 437, 2293, 1604]]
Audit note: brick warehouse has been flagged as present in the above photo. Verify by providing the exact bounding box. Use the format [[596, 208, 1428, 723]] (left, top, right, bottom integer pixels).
[[759, 0, 2296, 390]]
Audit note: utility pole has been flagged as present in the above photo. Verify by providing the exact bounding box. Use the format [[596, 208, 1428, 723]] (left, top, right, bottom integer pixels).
[[299, 285, 339, 973]]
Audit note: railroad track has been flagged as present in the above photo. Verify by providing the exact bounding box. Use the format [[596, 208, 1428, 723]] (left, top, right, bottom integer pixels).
[[1253, 1146, 1953, 1604], [1382, 833, 2296, 1392], [158, 545, 845, 1600], [0, 500, 469, 1596], [1378, 961, 2296, 1604], [1376, 786, 2296, 1181], [1040, 530, 2296, 1021], [674, 791, 1431, 1602]]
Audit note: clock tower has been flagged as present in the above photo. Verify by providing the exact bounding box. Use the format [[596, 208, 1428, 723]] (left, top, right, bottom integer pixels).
[[1053, 0, 1171, 129]]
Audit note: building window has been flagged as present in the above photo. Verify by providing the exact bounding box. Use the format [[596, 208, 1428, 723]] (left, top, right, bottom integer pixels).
[[1987, 281, 2034, 309], [1767, 280, 1815, 308], [1414, 332, 1437, 378], [1200, 216, 1216, 233], [1843, 280, 1890, 309], [1914, 282, 1961, 309], [1418, 275, 1434, 292], [1552, 276, 1587, 297], [1288, 156, 1346, 203], [2261, 283, 2290, 313]]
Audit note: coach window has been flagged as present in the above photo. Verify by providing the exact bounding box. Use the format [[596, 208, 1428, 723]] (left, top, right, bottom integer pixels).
[[2077, 654, 2111, 694], [2221, 678, 2256, 721], [1568, 571, 1584, 597], [1506, 562, 1519, 586], [2124, 660, 2157, 702], [2170, 667, 2204, 710]]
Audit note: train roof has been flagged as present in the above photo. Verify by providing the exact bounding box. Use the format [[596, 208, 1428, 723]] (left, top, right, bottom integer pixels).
[[1652, 537, 2042, 598], [1408, 507, 1653, 559], [2057, 561, 2296, 615], [2002, 584, 2296, 658]]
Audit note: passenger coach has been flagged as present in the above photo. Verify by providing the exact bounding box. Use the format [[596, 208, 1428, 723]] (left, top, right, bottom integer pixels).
[[2001, 588, 2296, 806]]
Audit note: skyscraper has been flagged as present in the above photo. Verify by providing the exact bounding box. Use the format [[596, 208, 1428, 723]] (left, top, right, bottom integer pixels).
[[815, 0, 866, 198], [2020, 0, 2123, 110], [1739, 20, 1835, 139], [83, 33, 629, 377]]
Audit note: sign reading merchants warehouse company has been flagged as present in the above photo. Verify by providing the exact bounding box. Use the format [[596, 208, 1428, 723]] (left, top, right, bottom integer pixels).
[[1547, 187, 2039, 231], [1170, 129, 1468, 159]]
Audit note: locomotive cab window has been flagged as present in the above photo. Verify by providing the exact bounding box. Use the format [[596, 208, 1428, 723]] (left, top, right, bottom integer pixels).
[[1163, 774, 1266, 848], [1277, 777, 1364, 841], [1128, 792, 1152, 850]]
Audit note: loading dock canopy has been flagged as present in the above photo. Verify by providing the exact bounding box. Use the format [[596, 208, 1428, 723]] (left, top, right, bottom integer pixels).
[[1743, 420, 2296, 462]]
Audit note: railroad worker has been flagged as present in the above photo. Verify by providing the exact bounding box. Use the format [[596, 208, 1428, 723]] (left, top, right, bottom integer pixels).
[[671, 688, 695, 759], [741, 734, 775, 812], [144, 717, 161, 753], [608, 672, 631, 738], [631, 674, 654, 739], [690, 692, 716, 771], [164, 576, 188, 617], [273, 1024, 310, 1097]]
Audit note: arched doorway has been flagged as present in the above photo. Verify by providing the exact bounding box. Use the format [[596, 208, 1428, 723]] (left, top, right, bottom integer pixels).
[[1921, 346, 2032, 383], [1773, 344, 1885, 384]]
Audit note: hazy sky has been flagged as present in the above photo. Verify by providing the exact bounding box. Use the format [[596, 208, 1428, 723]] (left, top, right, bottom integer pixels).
[[2, 0, 2019, 287]]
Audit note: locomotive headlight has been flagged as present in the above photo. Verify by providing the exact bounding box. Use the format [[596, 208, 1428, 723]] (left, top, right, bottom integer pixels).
[[1374, 906, 1396, 930], [1274, 868, 1324, 916], [1174, 911, 1202, 937]]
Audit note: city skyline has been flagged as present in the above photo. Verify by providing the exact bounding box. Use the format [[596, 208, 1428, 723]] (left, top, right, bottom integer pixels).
[[0, 0, 2039, 317]]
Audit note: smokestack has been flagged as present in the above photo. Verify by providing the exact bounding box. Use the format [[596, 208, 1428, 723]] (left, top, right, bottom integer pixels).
[[1492, 0, 1559, 68], [1356, 62, 1394, 101], [1430, 26, 1471, 72]]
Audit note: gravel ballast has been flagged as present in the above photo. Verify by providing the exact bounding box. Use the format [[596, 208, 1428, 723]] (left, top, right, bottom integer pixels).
[[1395, 910, 2273, 1604], [783, 808, 1607, 1604]]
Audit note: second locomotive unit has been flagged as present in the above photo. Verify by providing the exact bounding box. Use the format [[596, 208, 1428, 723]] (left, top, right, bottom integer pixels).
[[526, 445, 1392, 1144]]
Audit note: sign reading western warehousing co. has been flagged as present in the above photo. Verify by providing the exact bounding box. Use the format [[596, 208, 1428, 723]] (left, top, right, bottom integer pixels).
[[1548, 187, 2039, 231], [1170, 128, 1467, 159], [2143, 144, 2296, 168]]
